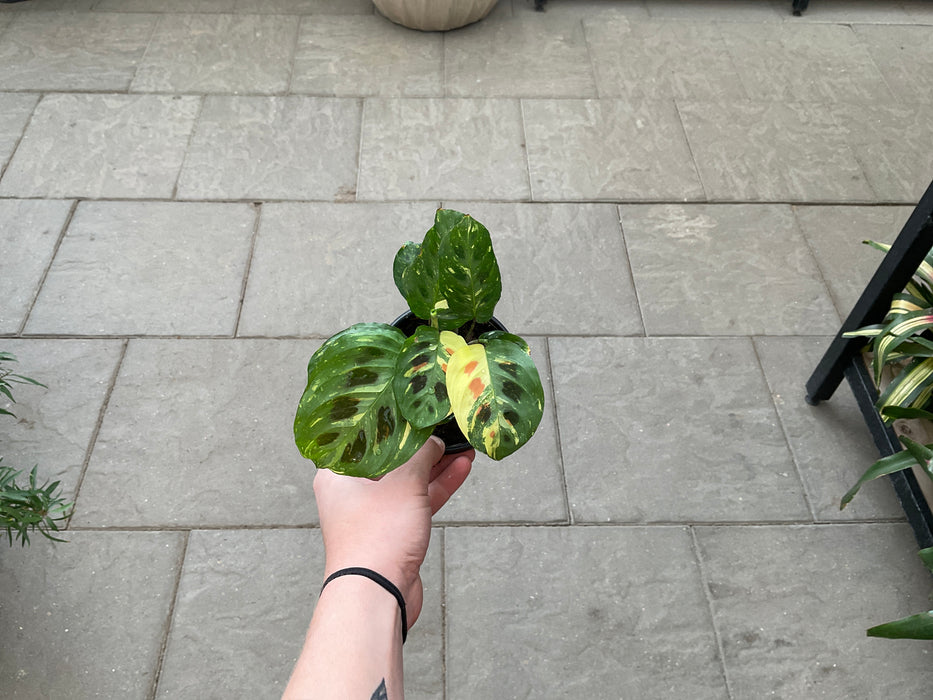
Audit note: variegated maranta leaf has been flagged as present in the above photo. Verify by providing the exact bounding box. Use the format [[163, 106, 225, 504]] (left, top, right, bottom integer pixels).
[[294, 323, 431, 477], [394, 326, 467, 428], [437, 215, 502, 329], [446, 337, 544, 460], [395, 224, 443, 321]]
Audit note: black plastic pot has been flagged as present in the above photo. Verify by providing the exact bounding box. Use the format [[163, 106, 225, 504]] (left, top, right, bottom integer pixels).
[[391, 311, 507, 455]]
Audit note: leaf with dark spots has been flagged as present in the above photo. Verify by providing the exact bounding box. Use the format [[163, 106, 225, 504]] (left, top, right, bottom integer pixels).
[[346, 367, 379, 388], [502, 380, 523, 403], [316, 432, 339, 446], [434, 381, 448, 402], [411, 374, 428, 394], [503, 410, 520, 426], [330, 396, 361, 421], [341, 430, 368, 464], [394, 325, 460, 429], [411, 353, 431, 369], [376, 406, 395, 444]]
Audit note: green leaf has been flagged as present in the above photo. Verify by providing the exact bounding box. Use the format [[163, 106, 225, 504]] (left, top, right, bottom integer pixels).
[[478, 330, 530, 354], [879, 406, 933, 422], [876, 357, 933, 418], [397, 225, 443, 321], [872, 310, 933, 381], [294, 323, 432, 478], [393, 327, 466, 429], [446, 337, 544, 460], [868, 611, 933, 640], [919, 546, 933, 574], [437, 215, 502, 329], [840, 437, 933, 509], [393, 241, 422, 306]]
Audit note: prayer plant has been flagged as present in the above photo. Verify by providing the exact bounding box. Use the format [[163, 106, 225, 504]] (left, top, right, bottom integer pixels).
[[294, 208, 545, 478]]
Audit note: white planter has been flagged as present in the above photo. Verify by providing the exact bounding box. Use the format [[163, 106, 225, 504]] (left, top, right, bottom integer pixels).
[[373, 0, 499, 31]]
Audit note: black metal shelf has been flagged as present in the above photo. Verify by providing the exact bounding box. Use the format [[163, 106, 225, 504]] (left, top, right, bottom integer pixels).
[[807, 179, 933, 550]]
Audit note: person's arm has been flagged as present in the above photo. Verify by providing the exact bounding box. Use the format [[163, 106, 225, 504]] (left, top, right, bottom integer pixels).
[[283, 437, 473, 700]]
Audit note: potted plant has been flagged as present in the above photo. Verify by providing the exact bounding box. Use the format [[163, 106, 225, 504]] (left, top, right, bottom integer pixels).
[[837, 240, 933, 639], [294, 208, 545, 478], [372, 0, 499, 31]]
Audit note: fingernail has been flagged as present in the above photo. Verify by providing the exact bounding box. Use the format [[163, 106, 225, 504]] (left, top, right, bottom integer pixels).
[[428, 435, 445, 450]]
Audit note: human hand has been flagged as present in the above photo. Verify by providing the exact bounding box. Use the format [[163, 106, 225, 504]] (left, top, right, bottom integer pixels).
[[313, 436, 473, 630]]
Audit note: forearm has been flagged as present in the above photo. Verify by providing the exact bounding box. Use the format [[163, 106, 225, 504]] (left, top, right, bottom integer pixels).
[[282, 576, 404, 700]]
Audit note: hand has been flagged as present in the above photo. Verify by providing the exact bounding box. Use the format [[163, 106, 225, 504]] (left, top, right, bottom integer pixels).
[[313, 436, 473, 630]]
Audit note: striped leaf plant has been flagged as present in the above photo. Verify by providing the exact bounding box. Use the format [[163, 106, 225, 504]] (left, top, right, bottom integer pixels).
[[294, 209, 545, 478]]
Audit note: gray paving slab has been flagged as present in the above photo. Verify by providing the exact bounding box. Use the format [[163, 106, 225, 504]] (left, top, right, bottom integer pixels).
[[443, 201, 644, 336], [0, 12, 156, 91], [445, 15, 597, 98], [0, 93, 36, 177], [0, 198, 71, 334], [524, 98, 704, 201], [649, 0, 784, 20], [755, 336, 904, 521], [446, 526, 728, 699], [585, 17, 748, 101], [0, 338, 123, 500], [234, 0, 375, 12], [72, 339, 320, 528], [176, 96, 361, 201], [719, 22, 895, 103], [621, 203, 840, 335], [678, 99, 875, 203], [793, 204, 914, 318], [358, 98, 530, 201], [696, 523, 933, 698], [0, 0, 96, 9], [856, 25, 933, 105], [155, 528, 442, 699], [291, 15, 443, 97], [0, 531, 185, 699], [781, 0, 914, 23], [94, 0, 237, 10], [0, 93, 199, 199], [550, 336, 811, 523], [131, 14, 298, 95], [829, 102, 933, 204], [238, 201, 440, 337], [25, 201, 255, 336]]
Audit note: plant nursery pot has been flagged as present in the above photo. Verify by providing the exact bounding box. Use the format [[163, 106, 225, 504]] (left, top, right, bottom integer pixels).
[[373, 0, 499, 31], [391, 310, 507, 454]]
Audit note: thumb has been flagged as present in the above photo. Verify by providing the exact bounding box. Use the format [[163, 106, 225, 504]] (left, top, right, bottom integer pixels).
[[399, 436, 446, 481]]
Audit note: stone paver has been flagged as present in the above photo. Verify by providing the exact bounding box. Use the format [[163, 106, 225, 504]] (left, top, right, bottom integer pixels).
[[25, 201, 256, 336], [0, 93, 38, 175], [524, 98, 705, 201], [446, 526, 729, 698], [131, 14, 298, 94], [72, 339, 319, 528], [0, 199, 71, 334], [445, 15, 597, 98], [0, 531, 185, 700], [551, 336, 810, 523], [176, 96, 361, 201], [0, 338, 123, 499], [622, 203, 840, 335], [678, 99, 876, 202], [291, 15, 444, 97], [2, 2, 933, 698], [0, 94, 200, 199], [0, 12, 155, 91], [696, 523, 933, 698], [358, 98, 531, 201], [793, 204, 914, 318]]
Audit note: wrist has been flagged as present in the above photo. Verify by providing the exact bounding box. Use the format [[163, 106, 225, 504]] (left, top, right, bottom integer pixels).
[[320, 568, 407, 643]]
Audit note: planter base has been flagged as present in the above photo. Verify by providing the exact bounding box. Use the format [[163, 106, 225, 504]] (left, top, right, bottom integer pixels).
[[373, 0, 499, 31]]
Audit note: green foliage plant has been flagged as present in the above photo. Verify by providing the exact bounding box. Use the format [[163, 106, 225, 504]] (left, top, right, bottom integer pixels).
[[294, 209, 545, 478], [0, 352, 72, 546], [841, 241, 933, 639]]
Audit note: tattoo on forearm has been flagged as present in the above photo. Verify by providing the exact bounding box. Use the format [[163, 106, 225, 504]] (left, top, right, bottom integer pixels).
[[371, 679, 388, 700]]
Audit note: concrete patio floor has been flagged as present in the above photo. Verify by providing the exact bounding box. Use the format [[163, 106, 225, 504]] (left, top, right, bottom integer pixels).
[[2, 0, 933, 697]]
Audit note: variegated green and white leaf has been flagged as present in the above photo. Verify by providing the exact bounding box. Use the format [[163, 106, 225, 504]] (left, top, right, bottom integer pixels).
[[396, 225, 443, 321], [872, 309, 933, 381], [393, 241, 422, 307], [446, 338, 544, 460], [394, 326, 467, 429], [294, 323, 431, 478], [436, 215, 502, 330], [876, 356, 933, 419]]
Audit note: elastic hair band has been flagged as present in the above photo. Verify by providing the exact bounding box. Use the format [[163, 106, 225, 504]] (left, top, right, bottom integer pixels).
[[321, 567, 408, 644]]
